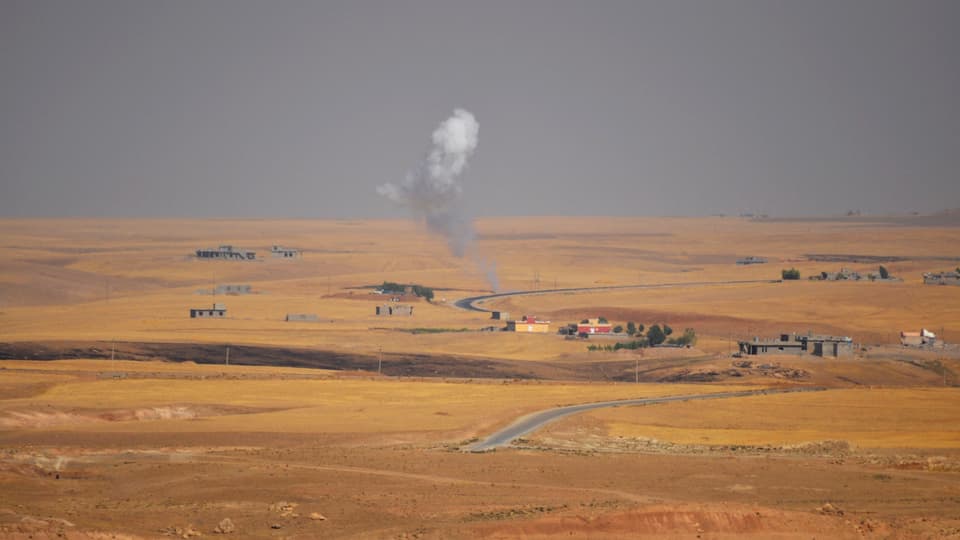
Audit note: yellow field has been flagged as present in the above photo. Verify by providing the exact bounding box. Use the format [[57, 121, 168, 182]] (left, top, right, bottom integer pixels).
[[0, 360, 752, 438], [1, 216, 957, 360], [566, 387, 960, 448]]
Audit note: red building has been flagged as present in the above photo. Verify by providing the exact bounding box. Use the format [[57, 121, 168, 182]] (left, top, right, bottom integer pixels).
[[577, 318, 612, 335]]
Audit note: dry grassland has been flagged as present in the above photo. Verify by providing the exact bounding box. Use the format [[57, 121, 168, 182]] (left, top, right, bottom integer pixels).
[[2, 217, 959, 538], [2, 217, 958, 362], [554, 387, 960, 448], [0, 360, 751, 438]]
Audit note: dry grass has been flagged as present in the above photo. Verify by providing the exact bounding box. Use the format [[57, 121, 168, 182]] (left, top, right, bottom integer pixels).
[[577, 387, 960, 448], [1, 216, 957, 360], [0, 360, 754, 437]]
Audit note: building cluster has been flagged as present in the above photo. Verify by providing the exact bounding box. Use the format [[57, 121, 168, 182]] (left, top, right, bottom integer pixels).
[[900, 328, 937, 347], [195, 245, 257, 261], [923, 271, 960, 286], [738, 333, 854, 358], [195, 244, 301, 261], [809, 267, 900, 281]]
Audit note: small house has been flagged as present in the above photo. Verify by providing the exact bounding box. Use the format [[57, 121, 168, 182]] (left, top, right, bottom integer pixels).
[[271, 245, 301, 259], [491, 311, 510, 321], [923, 271, 960, 286], [215, 284, 252, 295], [577, 318, 612, 335], [376, 304, 414, 316], [191, 303, 226, 318], [285, 313, 319, 322], [507, 315, 551, 333]]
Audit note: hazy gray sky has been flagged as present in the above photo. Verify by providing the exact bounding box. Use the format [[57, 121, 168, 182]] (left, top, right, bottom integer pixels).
[[2, 1, 958, 218]]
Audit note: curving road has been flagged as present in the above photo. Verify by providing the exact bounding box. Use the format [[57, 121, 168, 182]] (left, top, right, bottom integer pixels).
[[454, 279, 782, 313], [464, 386, 826, 452]]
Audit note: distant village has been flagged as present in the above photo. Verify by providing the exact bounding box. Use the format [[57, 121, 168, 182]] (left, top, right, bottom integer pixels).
[[186, 244, 955, 357]]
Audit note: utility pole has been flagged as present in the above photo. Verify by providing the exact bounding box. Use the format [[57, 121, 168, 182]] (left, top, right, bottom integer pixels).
[[636, 348, 644, 384], [225, 345, 230, 366], [378, 346, 383, 376]]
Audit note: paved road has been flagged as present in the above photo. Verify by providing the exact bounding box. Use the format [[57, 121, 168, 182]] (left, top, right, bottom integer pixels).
[[464, 386, 826, 452], [454, 279, 782, 313]]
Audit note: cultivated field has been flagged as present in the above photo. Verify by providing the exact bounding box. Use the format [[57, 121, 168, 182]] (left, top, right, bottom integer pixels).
[[1, 216, 959, 538]]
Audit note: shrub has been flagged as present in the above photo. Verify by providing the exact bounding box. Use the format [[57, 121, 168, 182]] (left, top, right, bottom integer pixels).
[[667, 328, 697, 346], [782, 268, 801, 280], [613, 325, 624, 333]]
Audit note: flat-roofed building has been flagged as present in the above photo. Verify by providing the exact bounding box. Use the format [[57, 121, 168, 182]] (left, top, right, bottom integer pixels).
[[191, 303, 227, 318], [507, 315, 551, 333]]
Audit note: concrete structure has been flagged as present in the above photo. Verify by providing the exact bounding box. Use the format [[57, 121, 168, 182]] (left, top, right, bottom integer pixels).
[[196, 245, 256, 260], [736, 256, 767, 265], [738, 333, 853, 358], [271, 245, 301, 259], [901, 328, 936, 347], [376, 304, 414, 316], [285, 313, 319, 322], [507, 315, 551, 333], [577, 318, 613, 335], [190, 303, 226, 318], [923, 271, 960, 286], [491, 311, 510, 321], [215, 284, 252, 295]]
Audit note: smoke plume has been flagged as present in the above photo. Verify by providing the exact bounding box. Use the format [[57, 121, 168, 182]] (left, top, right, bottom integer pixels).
[[378, 109, 498, 291]]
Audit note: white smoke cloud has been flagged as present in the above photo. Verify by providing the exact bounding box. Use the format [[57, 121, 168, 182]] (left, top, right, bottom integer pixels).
[[378, 109, 498, 291]]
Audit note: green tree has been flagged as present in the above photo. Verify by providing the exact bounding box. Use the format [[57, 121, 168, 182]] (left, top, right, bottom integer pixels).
[[663, 324, 673, 336], [668, 328, 697, 346], [637, 324, 644, 333], [598, 317, 609, 324], [411, 285, 434, 301], [626, 321, 637, 336], [380, 281, 405, 293], [613, 325, 624, 333], [879, 265, 889, 279], [647, 324, 666, 346], [782, 268, 801, 280]]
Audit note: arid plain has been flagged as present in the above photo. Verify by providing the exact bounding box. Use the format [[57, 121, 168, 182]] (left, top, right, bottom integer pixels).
[[1, 215, 959, 539]]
